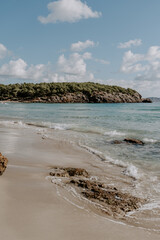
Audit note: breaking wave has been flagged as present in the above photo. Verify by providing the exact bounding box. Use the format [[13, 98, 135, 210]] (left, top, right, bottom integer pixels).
[[104, 130, 126, 137], [79, 144, 141, 180], [123, 165, 142, 180]]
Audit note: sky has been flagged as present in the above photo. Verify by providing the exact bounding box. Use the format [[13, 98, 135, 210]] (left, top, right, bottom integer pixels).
[[0, 0, 160, 97]]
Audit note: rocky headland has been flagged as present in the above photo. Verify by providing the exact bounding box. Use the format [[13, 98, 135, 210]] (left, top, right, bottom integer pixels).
[[0, 82, 152, 103]]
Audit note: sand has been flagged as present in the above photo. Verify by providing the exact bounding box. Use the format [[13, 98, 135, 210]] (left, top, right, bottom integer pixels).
[[0, 126, 159, 240]]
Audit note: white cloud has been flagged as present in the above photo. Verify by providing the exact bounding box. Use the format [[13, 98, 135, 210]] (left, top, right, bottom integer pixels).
[[121, 46, 160, 75], [120, 50, 147, 73], [58, 52, 93, 76], [118, 39, 142, 49], [120, 45, 160, 95], [0, 43, 8, 59], [71, 40, 109, 64], [82, 52, 92, 59], [71, 40, 95, 52], [0, 59, 27, 78], [0, 58, 49, 81], [122, 50, 144, 64], [38, 0, 101, 24], [58, 53, 86, 75], [0, 51, 95, 83], [146, 46, 160, 62], [94, 58, 110, 65]]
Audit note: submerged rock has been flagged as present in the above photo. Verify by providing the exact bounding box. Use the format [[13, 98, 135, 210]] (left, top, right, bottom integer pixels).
[[49, 166, 145, 217], [113, 139, 145, 145], [124, 138, 144, 145], [70, 179, 143, 216], [0, 153, 8, 175], [112, 140, 123, 144]]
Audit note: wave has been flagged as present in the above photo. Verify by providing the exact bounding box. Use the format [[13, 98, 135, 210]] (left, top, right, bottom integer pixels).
[[0, 102, 8, 105], [122, 165, 141, 180], [139, 202, 160, 211], [143, 138, 158, 143], [0, 120, 27, 128], [0, 119, 73, 132], [0, 117, 128, 139], [104, 130, 126, 137], [38, 122, 72, 131], [79, 144, 105, 161], [79, 144, 141, 180]]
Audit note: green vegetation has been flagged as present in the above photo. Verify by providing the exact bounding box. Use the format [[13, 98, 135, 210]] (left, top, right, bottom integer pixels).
[[0, 82, 137, 100]]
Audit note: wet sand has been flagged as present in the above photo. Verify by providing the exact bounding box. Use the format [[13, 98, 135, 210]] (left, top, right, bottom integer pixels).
[[0, 126, 159, 240]]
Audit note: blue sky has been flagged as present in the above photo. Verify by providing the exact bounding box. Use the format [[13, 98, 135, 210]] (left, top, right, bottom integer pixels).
[[0, 0, 160, 96]]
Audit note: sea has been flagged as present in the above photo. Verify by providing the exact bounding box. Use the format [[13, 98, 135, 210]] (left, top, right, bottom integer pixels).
[[0, 102, 160, 232]]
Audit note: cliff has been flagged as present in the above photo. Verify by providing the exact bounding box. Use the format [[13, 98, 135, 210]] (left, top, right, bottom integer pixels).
[[24, 91, 144, 103]]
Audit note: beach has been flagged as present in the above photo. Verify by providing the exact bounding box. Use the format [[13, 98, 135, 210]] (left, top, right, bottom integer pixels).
[[1, 0, 160, 238], [0, 125, 159, 240]]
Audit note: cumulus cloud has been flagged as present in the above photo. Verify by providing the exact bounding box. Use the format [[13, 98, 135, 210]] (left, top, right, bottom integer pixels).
[[0, 51, 95, 83], [120, 50, 146, 73], [0, 59, 28, 78], [38, 0, 101, 24], [0, 43, 8, 59], [57, 52, 94, 80], [0, 58, 49, 81], [146, 46, 160, 61], [118, 39, 142, 49], [58, 53, 87, 75], [120, 45, 160, 92], [120, 46, 160, 74], [71, 40, 95, 52], [71, 40, 109, 65]]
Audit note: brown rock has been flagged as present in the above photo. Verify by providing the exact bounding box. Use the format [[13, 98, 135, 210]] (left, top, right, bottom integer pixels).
[[17, 91, 144, 104], [50, 167, 89, 178], [70, 178, 144, 215], [0, 153, 8, 175], [112, 140, 123, 144], [65, 167, 89, 177], [142, 98, 152, 103], [49, 166, 145, 217], [124, 138, 144, 145]]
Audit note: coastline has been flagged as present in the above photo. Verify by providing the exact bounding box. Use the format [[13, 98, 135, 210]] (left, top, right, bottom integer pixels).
[[0, 125, 159, 240]]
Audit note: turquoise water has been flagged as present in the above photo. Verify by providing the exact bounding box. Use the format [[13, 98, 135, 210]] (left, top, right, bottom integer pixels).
[[0, 102, 160, 171], [0, 102, 160, 230]]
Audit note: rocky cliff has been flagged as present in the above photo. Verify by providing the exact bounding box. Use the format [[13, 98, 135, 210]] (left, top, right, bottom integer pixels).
[[22, 91, 150, 103]]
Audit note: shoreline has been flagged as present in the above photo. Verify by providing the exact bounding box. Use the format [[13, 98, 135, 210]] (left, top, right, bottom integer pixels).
[[0, 125, 159, 239], [0, 99, 152, 104]]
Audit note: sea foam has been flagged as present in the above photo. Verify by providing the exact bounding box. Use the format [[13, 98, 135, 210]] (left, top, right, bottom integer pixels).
[[123, 165, 141, 180], [143, 138, 158, 143], [104, 130, 125, 137]]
